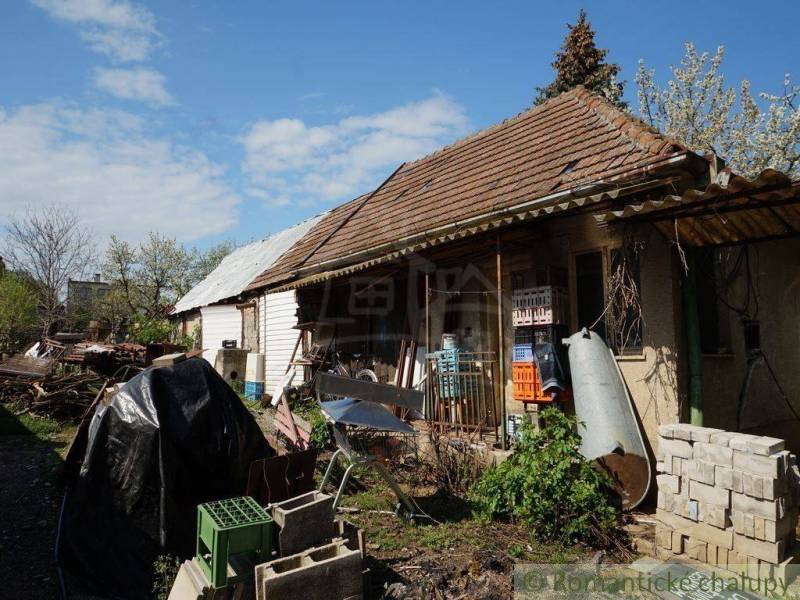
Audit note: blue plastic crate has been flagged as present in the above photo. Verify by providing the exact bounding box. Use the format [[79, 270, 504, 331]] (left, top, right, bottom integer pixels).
[[244, 380, 264, 401], [513, 343, 534, 361]]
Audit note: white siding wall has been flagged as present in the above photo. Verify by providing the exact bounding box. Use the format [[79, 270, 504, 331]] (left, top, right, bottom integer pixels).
[[263, 290, 300, 396], [200, 305, 241, 364]]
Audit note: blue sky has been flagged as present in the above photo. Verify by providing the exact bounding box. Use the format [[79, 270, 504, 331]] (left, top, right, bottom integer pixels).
[[0, 0, 797, 250]]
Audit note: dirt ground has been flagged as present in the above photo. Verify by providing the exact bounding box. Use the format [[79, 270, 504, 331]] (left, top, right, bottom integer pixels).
[[0, 428, 69, 599]]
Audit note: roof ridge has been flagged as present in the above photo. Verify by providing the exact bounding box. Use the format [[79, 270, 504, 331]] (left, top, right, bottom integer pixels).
[[397, 93, 573, 173], [396, 87, 684, 176], [566, 85, 686, 155]]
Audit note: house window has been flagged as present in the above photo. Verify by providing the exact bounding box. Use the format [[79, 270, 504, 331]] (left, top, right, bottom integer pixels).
[[609, 247, 643, 352], [574, 250, 607, 342], [573, 247, 644, 354]]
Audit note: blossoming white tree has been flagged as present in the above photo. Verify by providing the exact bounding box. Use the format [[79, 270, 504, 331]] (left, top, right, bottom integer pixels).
[[636, 43, 800, 178]]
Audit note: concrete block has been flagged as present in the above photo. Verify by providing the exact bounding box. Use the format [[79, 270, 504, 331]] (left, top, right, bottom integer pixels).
[[657, 490, 674, 512], [656, 461, 666, 474], [763, 509, 799, 543], [734, 533, 785, 564], [672, 531, 684, 554], [748, 437, 786, 457], [655, 526, 672, 550], [661, 438, 693, 459], [732, 511, 756, 538], [759, 559, 775, 581], [706, 543, 718, 566], [774, 545, 800, 584], [746, 555, 761, 580], [658, 424, 676, 439], [729, 434, 761, 453], [693, 442, 733, 467], [255, 539, 363, 600], [270, 491, 336, 557], [715, 465, 743, 493], [671, 423, 697, 441], [656, 509, 734, 549], [733, 451, 783, 478], [731, 492, 788, 520], [686, 537, 707, 562], [727, 549, 747, 574], [168, 558, 250, 600], [717, 546, 729, 569], [153, 352, 186, 368], [690, 427, 724, 443], [742, 471, 764, 499], [689, 480, 730, 507], [699, 502, 729, 529], [656, 473, 681, 495], [709, 431, 740, 447], [688, 460, 715, 485]]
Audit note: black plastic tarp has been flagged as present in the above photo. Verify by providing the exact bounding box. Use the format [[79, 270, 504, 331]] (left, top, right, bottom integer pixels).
[[57, 357, 273, 599]]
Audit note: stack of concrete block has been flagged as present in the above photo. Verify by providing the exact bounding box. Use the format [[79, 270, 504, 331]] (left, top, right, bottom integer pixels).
[[655, 423, 800, 581]]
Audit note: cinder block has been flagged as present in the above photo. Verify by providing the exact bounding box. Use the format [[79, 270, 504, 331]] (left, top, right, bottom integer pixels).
[[747, 555, 761, 580], [699, 502, 729, 529], [686, 537, 708, 562], [709, 431, 741, 447], [729, 434, 762, 453], [694, 442, 733, 467], [657, 473, 681, 495], [655, 526, 672, 550], [732, 511, 756, 538], [707, 543, 718, 566], [715, 466, 744, 493], [763, 509, 799, 543], [717, 546, 729, 569], [657, 490, 674, 512], [731, 492, 788, 520], [689, 480, 730, 507], [671, 424, 698, 441], [270, 492, 336, 557], [748, 437, 786, 457], [656, 461, 666, 473], [774, 544, 800, 584], [658, 424, 676, 439], [742, 471, 764, 499], [734, 533, 785, 564], [688, 460, 715, 485], [255, 539, 363, 600], [656, 509, 734, 549], [672, 531, 684, 554], [733, 451, 783, 478], [661, 438, 693, 459], [727, 549, 747, 575]]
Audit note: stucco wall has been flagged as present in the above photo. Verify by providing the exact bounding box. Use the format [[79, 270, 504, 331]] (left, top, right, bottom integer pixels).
[[701, 238, 800, 450], [498, 215, 684, 456]]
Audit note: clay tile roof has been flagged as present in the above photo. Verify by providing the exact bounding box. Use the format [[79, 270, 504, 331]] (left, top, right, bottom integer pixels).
[[247, 86, 687, 291]]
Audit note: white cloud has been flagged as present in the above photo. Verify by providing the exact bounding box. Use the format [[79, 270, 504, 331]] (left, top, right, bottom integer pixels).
[[241, 93, 469, 206], [94, 67, 174, 105], [0, 102, 239, 243], [31, 0, 160, 62]]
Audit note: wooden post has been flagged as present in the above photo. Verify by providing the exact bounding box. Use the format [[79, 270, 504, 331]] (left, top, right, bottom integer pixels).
[[496, 234, 507, 450], [425, 271, 431, 420]]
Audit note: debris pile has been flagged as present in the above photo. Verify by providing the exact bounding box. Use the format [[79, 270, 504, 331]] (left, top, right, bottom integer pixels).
[[0, 371, 105, 420], [655, 423, 800, 579]]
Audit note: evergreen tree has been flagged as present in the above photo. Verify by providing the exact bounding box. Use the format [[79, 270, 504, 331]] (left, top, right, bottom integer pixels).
[[535, 10, 625, 108]]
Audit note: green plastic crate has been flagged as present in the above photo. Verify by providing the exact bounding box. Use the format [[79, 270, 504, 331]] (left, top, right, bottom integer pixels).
[[196, 496, 273, 589]]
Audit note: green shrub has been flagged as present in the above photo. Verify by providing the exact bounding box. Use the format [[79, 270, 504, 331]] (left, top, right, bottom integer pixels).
[[0, 273, 38, 354], [152, 554, 181, 600], [130, 316, 173, 345], [469, 407, 618, 546]]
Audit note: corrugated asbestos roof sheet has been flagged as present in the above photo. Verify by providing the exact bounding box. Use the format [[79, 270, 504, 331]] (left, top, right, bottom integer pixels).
[[595, 169, 800, 247], [247, 86, 687, 292], [173, 214, 326, 314]]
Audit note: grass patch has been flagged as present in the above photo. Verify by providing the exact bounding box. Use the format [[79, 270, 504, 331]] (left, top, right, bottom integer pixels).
[[0, 404, 61, 438]]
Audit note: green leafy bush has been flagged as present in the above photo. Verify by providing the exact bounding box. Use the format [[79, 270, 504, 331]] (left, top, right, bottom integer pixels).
[[469, 407, 618, 546], [0, 273, 39, 354], [130, 316, 173, 345]]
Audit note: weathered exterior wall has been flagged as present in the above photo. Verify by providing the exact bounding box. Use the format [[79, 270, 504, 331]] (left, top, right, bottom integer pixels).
[[261, 290, 300, 397], [702, 238, 800, 450], [499, 214, 684, 456]]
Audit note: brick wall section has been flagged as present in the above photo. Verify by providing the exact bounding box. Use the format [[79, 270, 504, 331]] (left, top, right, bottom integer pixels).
[[655, 423, 800, 580]]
